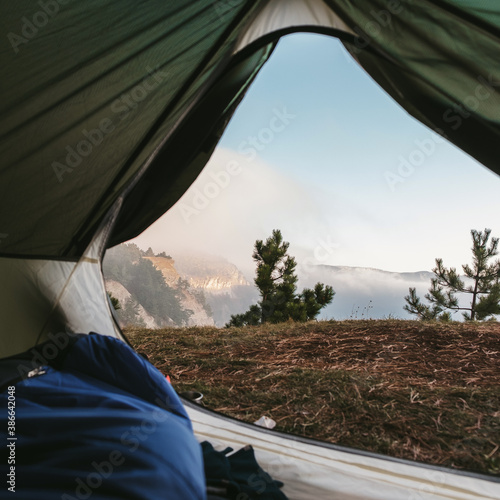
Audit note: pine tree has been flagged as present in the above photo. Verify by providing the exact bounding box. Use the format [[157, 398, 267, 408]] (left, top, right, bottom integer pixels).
[[404, 229, 500, 321], [227, 230, 335, 326], [103, 243, 192, 326], [107, 292, 121, 311]]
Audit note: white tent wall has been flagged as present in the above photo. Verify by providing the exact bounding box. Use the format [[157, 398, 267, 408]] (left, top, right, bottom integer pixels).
[[0, 222, 122, 359], [235, 0, 355, 51], [187, 404, 500, 500]]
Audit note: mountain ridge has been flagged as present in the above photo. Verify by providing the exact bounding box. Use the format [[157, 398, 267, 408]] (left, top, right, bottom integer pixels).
[[104, 244, 458, 326], [315, 264, 433, 276]]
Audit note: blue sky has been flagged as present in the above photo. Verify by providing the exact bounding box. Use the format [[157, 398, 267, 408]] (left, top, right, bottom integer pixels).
[[133, 33, 500, 277]]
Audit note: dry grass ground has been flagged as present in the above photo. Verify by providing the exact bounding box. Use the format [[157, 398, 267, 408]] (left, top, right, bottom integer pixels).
[[127, 320, 500, 476]]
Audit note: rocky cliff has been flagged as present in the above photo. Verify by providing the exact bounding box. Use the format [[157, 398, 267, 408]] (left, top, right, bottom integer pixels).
[[105, 279, 164, 329], [172, 253, 257, 326], [103, 244, 256, 328], [173, 253, 250, 292], [103, 243, 212, 328], [144, 256, 215, 327]]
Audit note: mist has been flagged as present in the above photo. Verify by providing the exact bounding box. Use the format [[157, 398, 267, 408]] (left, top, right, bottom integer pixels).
[[131, 146, 500, 282]]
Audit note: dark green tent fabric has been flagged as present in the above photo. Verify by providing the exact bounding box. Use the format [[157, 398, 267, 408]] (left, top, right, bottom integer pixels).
[[0, 0, 265, 258], [1, 0, 499, 260], [335, 0, 500, 176], [107, 44, 274, 249]]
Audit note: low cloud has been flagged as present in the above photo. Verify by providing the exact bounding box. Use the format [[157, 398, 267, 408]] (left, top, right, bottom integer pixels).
[[131, 148, 320, 277]]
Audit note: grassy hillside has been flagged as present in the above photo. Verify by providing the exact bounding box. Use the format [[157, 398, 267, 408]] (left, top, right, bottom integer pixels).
[[127, 320, 500, 476]]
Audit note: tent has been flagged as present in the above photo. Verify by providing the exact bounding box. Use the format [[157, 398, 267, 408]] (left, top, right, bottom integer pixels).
[[1, 0, 499, 497]]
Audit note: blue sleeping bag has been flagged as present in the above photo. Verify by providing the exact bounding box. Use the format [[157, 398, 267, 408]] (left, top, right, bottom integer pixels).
[[0, 333, 205, 499]]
